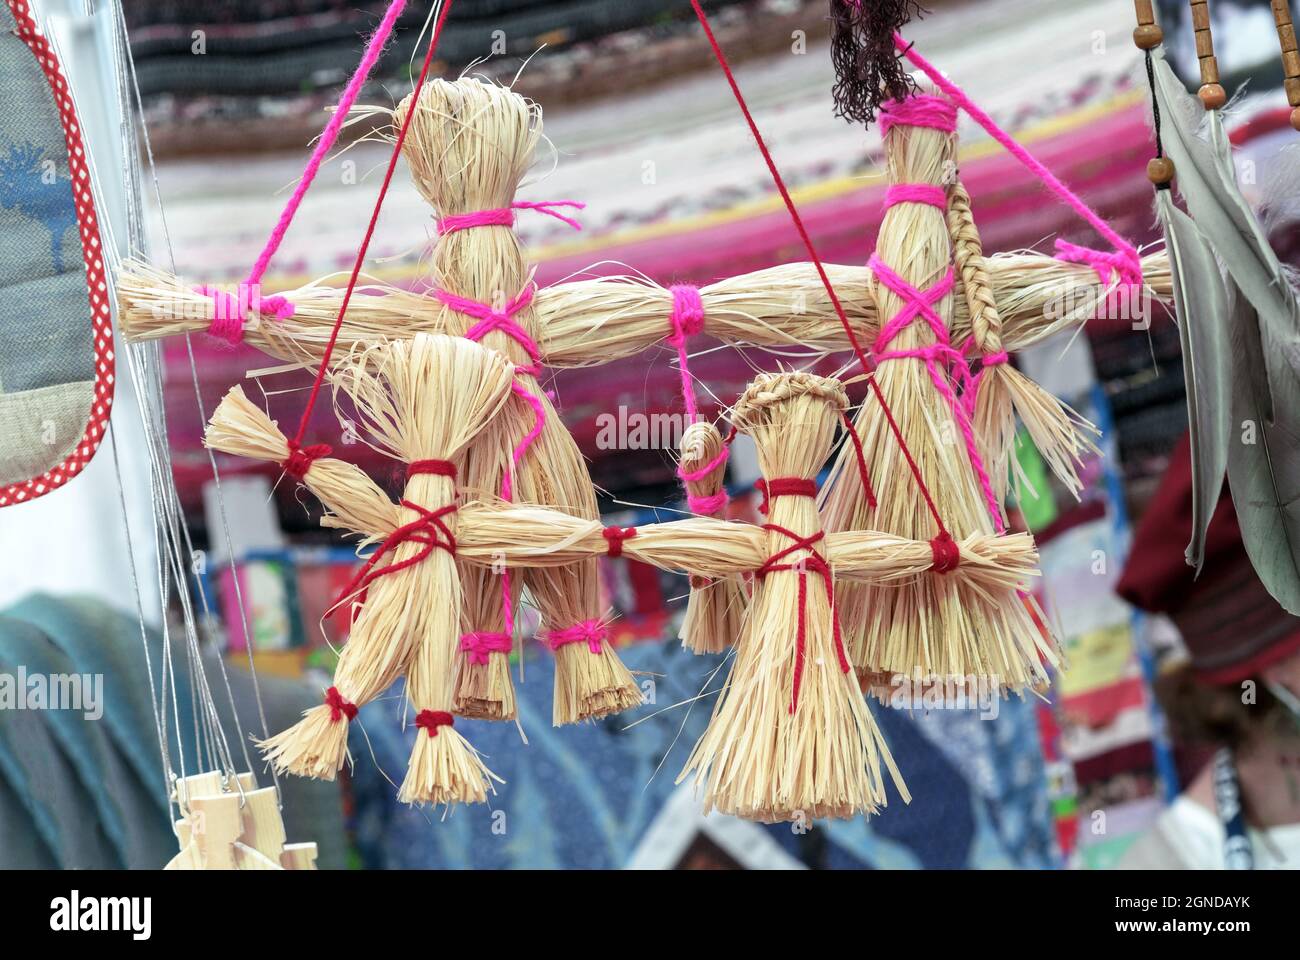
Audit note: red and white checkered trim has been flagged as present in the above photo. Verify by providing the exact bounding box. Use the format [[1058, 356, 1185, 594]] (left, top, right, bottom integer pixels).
[[0, 0, 114, 508]]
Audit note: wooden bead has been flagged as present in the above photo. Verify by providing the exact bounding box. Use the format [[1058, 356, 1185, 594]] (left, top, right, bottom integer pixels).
[[1286, 76, 1300, 106], [1133, 23, 1163, 49], [1147, 157, 1175, 184], [1292, 106, 1300, 132], [1199, 83, 1227, 110]]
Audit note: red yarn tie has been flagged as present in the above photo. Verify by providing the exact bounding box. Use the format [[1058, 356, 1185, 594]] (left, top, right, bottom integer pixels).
[[407, 458, 457, 480], [327, 499, 458, 619], [929, 531, 961, 574], [602, 525, 638, 558], [756, 477, 817, 516], [324, 686, 358, 723], [282, 440, 332, 481], [414, 709, 454, 737]]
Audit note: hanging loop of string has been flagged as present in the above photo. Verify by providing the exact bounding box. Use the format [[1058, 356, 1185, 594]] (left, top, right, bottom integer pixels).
[[197, 0, 412, 341], [686, 0, 950, 539], [893, 32, 1143, 290]]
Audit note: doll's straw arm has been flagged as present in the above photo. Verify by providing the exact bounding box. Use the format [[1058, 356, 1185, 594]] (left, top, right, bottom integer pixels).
[[534, 252, 1169, 368], [115, 259, 449, 365], [454, 502, 1039, 589], [203, 385, 402, 539]]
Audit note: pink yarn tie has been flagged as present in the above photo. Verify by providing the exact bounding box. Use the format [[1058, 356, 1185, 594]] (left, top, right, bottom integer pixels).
[[545, 619, 607, 655], [870, 254, 1005, 533], [459, 631, 513, 666], [879, 94, 958, 137], [437, 200, 585, 236], [882, 183, 947, 210], [197, 283, 293, 344]]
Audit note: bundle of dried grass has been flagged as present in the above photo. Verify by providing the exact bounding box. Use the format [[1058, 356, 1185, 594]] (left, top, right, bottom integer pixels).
[[115, 252, 1171, 374], [678, 372, 906, 821], [391, 77, 640, 725], [677, 421, 747, 654], [948, 181, 1097, 506], [206, 334, 515, 805], [449, 500, 1040, 593], [820, 90, 1060, 699]]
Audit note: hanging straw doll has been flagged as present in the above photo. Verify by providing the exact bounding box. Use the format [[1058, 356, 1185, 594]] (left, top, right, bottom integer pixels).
[[205, 334, 513, 804], [680, 371, 906, 821], [389, 78, 642, 725], [820, 87, 1061, 700]]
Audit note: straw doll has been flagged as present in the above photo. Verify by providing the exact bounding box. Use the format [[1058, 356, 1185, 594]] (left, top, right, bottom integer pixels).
[[390, 78, 641, 725], [819, 89, 1060, 700], [206, 334, 513, 804], [679, 371, 906, 821]]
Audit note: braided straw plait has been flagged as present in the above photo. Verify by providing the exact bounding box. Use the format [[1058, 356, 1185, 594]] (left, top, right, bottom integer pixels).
[[948, 181, 1014, 513], [947, 180, 1098, 504]]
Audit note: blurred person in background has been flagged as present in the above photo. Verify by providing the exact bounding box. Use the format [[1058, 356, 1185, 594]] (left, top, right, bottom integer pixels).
[[1117, 432, 1300, 869]]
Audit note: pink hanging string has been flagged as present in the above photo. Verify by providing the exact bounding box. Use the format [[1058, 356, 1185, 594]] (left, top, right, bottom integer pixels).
[[892, 32, 1143, 290], [200, 0, 410, 342], [437, 200, 586, 236]]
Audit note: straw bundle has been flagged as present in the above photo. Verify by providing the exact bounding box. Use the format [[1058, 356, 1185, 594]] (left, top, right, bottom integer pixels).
[[820, 89, 1060, 698], [391, 77, 640, 725], [114, 252, 1171, 374], [451, 501, 1039, 592], [948, 181, 1097, 505], [677, 421, 747, 654], [207, 334, 515, 802], [678, 371, 906, 822]]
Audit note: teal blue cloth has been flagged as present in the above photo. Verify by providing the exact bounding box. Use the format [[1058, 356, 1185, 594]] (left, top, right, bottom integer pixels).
[[0, 594, 349, 868]]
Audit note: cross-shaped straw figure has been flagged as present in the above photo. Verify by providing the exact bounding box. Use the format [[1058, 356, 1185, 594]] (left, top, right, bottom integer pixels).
[[118, 75, 1171, 707]]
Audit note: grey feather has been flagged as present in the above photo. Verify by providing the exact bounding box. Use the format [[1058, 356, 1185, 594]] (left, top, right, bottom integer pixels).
[[1224, 282, 1300, 615], [1150, 47, 1300, 611], [1156, 190, 1230, 572]]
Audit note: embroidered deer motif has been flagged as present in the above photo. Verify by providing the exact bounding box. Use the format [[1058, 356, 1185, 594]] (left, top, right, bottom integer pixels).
[[0, 141, 76, 274]]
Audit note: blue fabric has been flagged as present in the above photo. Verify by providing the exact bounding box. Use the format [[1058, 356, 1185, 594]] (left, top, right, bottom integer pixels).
[[0, 594, 350, 869], [348, 640, 1058, 869]]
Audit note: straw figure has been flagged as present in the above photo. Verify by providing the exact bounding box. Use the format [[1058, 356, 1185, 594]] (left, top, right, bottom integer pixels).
[[206, 334, 513, 804], [817, 90, 1064, 701]]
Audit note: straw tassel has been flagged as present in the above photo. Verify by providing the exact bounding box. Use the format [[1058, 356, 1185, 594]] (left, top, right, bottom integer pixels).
[[677, 421, 747, 655], [948, 180, 1098, 505]]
